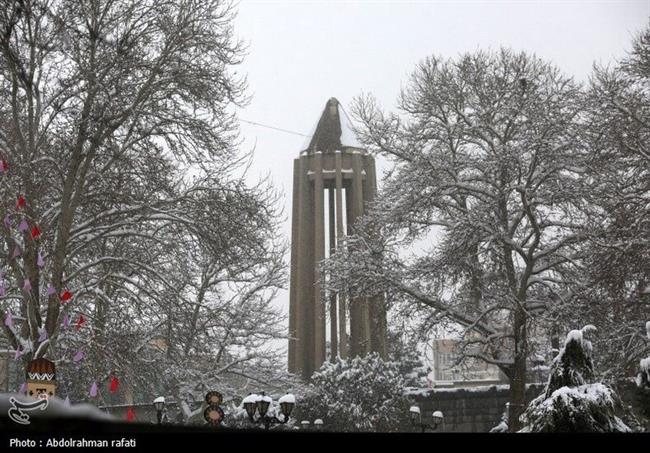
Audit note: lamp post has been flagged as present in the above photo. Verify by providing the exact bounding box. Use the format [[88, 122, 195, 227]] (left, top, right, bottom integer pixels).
[[409, 405, 444, 433], [153, 396, 167, 425], [242, 392, 295, 430], [313, 419, 324, 431]]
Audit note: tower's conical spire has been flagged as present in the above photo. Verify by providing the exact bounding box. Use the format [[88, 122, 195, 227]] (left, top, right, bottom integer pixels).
[[302, 98, 363, 153]]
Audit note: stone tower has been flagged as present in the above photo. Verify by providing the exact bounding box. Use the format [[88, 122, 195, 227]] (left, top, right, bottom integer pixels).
[[288, 98, 387, 379]]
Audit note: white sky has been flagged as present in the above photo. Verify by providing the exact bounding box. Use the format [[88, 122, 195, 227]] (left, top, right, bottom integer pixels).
[[232, 0, 649, 352]]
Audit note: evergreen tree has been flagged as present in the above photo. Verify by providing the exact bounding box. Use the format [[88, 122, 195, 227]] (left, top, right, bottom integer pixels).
[[386, 329, 431, 388], [635, 322, 650, 422], [520, 327, 631, 432]]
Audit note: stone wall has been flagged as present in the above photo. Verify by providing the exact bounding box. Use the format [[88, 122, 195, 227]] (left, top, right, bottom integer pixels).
[[408, 384, 543, 433]]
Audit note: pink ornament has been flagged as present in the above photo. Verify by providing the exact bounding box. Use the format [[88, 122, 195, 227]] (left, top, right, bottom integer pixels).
[[23, 280, 32, 292], [14, 347, 22, 360], [4, 312, 12, 327], [18, 219, 28, 233], [47, 284, 56, 296], [63, 314, 70, 328], [37, 252, 44, 268], [73, 350, 84, 363], [18, 383, 27, 394], [89, 382, 98, 398], [38, 330, 47, 342], [3, 215, 11, 229]]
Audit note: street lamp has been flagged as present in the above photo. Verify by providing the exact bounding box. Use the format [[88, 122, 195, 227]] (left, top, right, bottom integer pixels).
[[153, 396, 168, 425], [314, 419, 324, 430], [242, 392, 295, 430], [409, 405, 444, 432]]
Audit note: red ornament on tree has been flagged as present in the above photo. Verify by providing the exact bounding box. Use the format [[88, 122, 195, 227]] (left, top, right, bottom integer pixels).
[[126, 407, 135, 422], [60, 291, 73, 303], [1, 160, 8, 172], [75, 314, 86, 331], [109, 375, 119, 393], [16, 196, 26, 209], [30, 225, 41, 240]]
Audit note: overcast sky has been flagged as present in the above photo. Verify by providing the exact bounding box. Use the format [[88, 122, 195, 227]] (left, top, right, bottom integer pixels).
[[232, 0, 649, 346]]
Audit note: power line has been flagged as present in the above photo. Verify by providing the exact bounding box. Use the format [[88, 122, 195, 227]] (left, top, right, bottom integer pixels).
[[238, 118, 311, 137], [338, 102, 356, 128]]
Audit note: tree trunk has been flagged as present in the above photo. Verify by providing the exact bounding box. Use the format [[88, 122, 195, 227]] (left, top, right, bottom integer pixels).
[[508, 307, 528, 432]]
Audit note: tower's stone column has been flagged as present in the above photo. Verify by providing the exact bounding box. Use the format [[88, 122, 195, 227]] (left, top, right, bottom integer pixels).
[[313, 153, 326, 369]]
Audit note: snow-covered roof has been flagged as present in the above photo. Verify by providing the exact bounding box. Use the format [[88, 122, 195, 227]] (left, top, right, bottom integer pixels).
[[300, 98, 365, 153]]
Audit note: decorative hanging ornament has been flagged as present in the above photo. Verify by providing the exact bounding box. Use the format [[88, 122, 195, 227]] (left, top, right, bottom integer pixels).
[[89, 382, 98, 398], [75, 314, 86, 331], [60, 290, 72, 303], [63, 314, 70, 328], [16, 196, 26, 209], [3, 215, 10, 229], [37, 253, 44, 268], [0, 283, 5, 297], [14, 347, 22, 360], [18, 219, 29, 232], [18, 382, 27, 394], [1, 159, 8, 173], [23, 279, 32, 292], [4, 312, 12, 327], [38, 329, 47, 342], [31, 225, 41, 240], [26, 358, 56, 397], [109, 375, 119, 393], [73, 350, 84, 363], [47, 284, 56, 296], [126, 407, 135, 422], [64, 396, 71, 407]]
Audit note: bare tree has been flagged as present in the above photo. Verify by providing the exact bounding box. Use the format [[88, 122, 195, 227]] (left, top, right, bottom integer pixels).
[[0, 0, 241, 350], [566, 25, 650, 379], [0, 0, 288, 401], [325, 49, 588, 431]]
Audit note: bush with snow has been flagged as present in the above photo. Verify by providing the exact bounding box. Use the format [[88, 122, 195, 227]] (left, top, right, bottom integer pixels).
[[519, 328, 631, 432], [296, 353, 411, 432]]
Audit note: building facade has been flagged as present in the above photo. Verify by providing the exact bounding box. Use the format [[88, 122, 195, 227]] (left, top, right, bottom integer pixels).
[[431, 339, 508, 386]]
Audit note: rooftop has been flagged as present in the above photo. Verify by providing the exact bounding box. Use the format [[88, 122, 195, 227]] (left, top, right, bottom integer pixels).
[[301, 97, 365, 153]]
